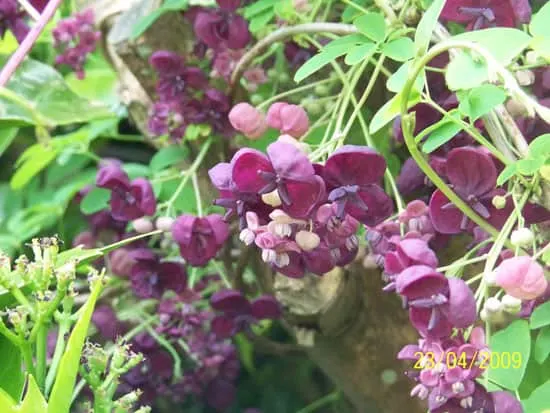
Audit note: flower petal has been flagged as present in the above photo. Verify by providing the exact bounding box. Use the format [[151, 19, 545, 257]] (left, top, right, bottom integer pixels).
[[251, 296, 282, 319], [324, 145, 387, 187], [232, 148, 273, 192]]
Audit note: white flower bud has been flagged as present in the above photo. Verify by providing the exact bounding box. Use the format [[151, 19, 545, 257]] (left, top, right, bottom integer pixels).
[[239, 229, 255, 245], [502, 294, 522, 314], [484, 271, 498, 287], [274, 252, 290, 267], [511, 228, 534, 247], [515, 70, 535, 86], [261, 249, 277, 263], [484, 297, 503, 313], [132, 217, 154, 233], [492, 195, 507, 210], [261, 189, 282, 207], [156, 217, 175, 232], [295, 230, 320, 251]]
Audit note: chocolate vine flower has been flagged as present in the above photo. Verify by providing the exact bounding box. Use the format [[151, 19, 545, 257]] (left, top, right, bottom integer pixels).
[[231, 141, 326, 219], [149, 50, 206, 101], [0, 0, 28, 42], [396, 265, 476, 338], [441, 0, 531, 30], [129, 249, 188, 299], [210, 290, 281, 338], [172, 214, 230, 267], [193, 88, 233, 136], [148, 100, 189, 139], [321, 145, 393, 226], [193, 0, 250, 50], [96, 164, 157, 221]]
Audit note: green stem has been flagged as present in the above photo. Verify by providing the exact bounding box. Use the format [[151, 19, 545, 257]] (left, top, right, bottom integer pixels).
[[297, 391, 340, 413], [257, 78, 334, 110], [22, 342, 36, 379], [144, 325, 182, 381], [0, 87, 50, 126], [35, 325, 48, 391], [191, 172, 203, 217], [45, 314, 71, 395]]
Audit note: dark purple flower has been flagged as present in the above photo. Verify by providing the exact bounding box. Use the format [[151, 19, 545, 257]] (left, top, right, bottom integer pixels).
[[428, 147, 503, 234], [193, 88, 234, 136], [172, 214, 230, 267], [0, 0, 28, 42], [441, 0, 531, 30], [148, 101, 189, 139], [53, 9, 101, 79], [231, 141, 326, 219], [149, 51, 206, 101], [321, 145, 393, 226], [96, 164, 156, 221], [193, 0, 250, 50], [397, 157, 426, 196], [129, 250, 188, 299], [284, 41, 316, 68], [92, 305, 127, 341], [210, 289, 281, 338]]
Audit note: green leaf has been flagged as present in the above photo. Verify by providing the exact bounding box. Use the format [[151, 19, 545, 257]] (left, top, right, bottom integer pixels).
[[414, 0, 446, 55], [517, 157, 545, 175], [234, 334, 256, 374], [150, 146, 189, 172], [0, 127, 17, 158], [534, 327, 550, 364], [488, 320, 530, 391], [382, 37, 414, 62], [0, 388, 17, 413], [530, 1, 550, 38], [445, 51, 489, 90], [354, 13, 386, 42], [531, 301, 550, 330], [249, 9, 275, 32], [243, 0, 277, 18], [123, 163, 150, 179], [452, 28, 532, 64], [369, 90, 421, 134], [10, 145, 57, 190], [20, 375, 47, 413], [386, 62, 425, 93], [497, 163, 517, 186], [48, 277, 104, 413], [528, 134, 550, 158], [294, 47, 348, 83], [0, 57, 113, 127], [55, 245, 103, 268], [457, 84, 507, 121], [422, 116, 463, 153], [0, 336, 23, 401], [65, 68, 118, 104], [79, 187, 111, 215], [522, 381, 550, 412], [344, 41, 376, 65], [324, 34, 371, 50]]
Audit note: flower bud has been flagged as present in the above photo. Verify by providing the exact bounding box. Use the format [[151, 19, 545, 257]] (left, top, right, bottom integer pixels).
[[156, 216, 175, 232], [515, 70, 535, 86], [510, 228, 534, 247], [484, 297, 502, 313], [132, 217, 154, 234], [492, 195, 507, 209], [526, 51, 540, 65], [261, 189, 282, 207], [277, 134, 310, 153], [495, 256, 548, 300], [228, 103, 268, 139], [484, 270, 498, 287], [502, 294, 522, 314], [295, 230, 320, 251], [266, 102, 309, 138]]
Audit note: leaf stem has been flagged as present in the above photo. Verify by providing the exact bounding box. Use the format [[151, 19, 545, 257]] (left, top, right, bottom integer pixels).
[[35, 325, 48, 391]]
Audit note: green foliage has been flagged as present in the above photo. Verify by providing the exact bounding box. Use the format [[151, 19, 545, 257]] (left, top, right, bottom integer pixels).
[[0, 375, 47, 413], [369, 90, 421, 134], [294, 46, 349, 83], [421, 112, 463, 153], [243, 0, 278, 32], [150, 146, 189, 173], [531, 301, 550, 330], [131, 0, 189, 39], [344, 42, 376, 65], [457, 84, 507, 121], [534, 327, 550, 364], [353, 13, 386, 43], [522, 381, 550, 411], [381, 37, 414, 62], [0, 57, 113, 128], [0, 336, 24, 401], [414, 0, 446, 56], [488, 320, 530, 391], [497, 134, 550, 185], [529, 1, 550, 39], [79, 188, 111, 215], [48, 276, 105, 413], [386, 61, 425, 93], [0, 127, 18, 158]]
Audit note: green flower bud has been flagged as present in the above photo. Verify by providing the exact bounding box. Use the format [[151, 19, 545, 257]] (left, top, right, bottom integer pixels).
[[250, 94, 263, 106], [492, 195, 507, 209], [510, 228, 534, 247], [314, 84, 329, 96]]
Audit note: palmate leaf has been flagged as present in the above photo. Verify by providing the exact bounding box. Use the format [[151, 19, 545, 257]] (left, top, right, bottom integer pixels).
[[0, 375, 47, 413], [0, 56, 113, 128], [0, 336, 24, 401]]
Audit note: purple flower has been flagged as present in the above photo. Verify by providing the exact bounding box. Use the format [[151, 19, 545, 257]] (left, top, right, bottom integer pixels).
[[231, 141, 326, 219], [321, 145, 393, 226], [149, 51, 206, 101], [228, 102, 268, 139], [193, 88, 234, 136], [0, 0, 28, 42], [148, 101, 189, 139], [129, 249, 188, 299], [210, 289, 281, 338], [92, 305, 127, 341], [441, 0, 531, 30], [266, 102, 310, 138], [397, 157, 426, 196], [172, 214, 230, 267], [53, 9, 101, 79], [193, 0, 250, 50], [96, 164, 157, 221], [397, 266, 476, 338]]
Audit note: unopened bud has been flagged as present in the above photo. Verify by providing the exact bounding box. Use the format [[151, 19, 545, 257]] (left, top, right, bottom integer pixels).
[[155, 216, 175, 232], [114, 389, 143, 410], [261, 189, 282, 207], [502, 294, 522, 314], [492, 195, 507, 209], [515, 70, 535, 86], [484, 297, 503, 313], [510, 228, 534, 247], [484, 270, 498, 287], [295, 230, 320, 251], [525, 51, 541, 65], [84, 343, 109, 373], [132, 217, 154, 234], [56, 261, 76, 284]]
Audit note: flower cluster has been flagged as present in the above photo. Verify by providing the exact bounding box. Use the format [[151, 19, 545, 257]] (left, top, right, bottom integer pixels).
[[52, 9, 101, 79], [0, 0, 48, 42]]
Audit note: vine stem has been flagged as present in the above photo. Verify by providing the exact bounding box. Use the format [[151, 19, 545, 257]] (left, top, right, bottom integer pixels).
[[229, 23, 358, 96], [400, 40, 512, 241], [0, 0, 64, 87], [17, 0, 41, 20]]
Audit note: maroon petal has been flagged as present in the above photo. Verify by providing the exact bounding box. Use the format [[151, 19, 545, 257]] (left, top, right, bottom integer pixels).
[[490, 391, 522, 413], [396, 265, 448, 300], [232, 148, 274, 193], [348, 185, 393, 226], [276, 251, 306, 278], [193, 11, 223, 48], [211, 289, 251, 314], [225, 14, 250, 49], [397, 344, 421, 360], [428, 190, 465, 234], [250, 296, 281, 320], [267, 141, 314, 180], [445, 278, 476, 328], [211, 315, 237, 338], [324, 145, 387, 187], [398, 238, 438, 268], [130, 178, 157, 216], [96, 164, 130, 190], [217, 0, 240, 11], [172, 215, 197, 245], [149, 50, 184, 76], [158, 262, 188, 294], [209, 162, 233, 191], [283, 176, 326, 219], [205, 214, 230, 245], [410, 307, 453, 339], [205, 378, 236, 410], [303, 244, 335, 275], [446, 147, 497, 197]]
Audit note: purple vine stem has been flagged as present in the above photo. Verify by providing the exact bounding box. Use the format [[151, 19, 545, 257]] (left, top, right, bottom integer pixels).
[[0, 0, 64, 87]]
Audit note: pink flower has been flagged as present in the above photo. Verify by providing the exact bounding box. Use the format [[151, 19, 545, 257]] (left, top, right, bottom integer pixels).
[[266, 102, 309, 138], [495, 256, 548, 300], [228, 103, 268, 139]]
